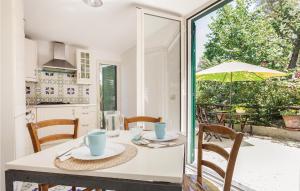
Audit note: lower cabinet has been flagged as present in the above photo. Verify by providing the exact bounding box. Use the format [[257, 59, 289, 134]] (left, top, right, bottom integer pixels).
[[36, 105, 97, 138], [75, 106, 97, 136]]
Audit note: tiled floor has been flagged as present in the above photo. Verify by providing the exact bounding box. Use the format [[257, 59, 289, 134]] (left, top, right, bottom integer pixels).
[[21, 183, 74, 191]]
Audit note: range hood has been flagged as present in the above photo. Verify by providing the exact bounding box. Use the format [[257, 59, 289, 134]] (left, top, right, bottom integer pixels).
[[42, 42, 77, 73]]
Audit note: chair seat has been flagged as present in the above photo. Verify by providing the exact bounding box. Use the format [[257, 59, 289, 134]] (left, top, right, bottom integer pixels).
[[183, 174, 220, 191]]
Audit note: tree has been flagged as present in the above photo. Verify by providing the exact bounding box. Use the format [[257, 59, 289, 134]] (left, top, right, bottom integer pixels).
[[265, 0, 300, 69], [202, 0, 292, 70]]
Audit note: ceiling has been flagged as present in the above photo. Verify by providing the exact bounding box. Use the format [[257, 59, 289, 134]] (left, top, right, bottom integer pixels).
[[24, 0, 210, 59]]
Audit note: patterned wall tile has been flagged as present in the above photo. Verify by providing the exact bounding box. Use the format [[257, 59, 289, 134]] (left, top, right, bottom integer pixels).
[[26, 71, 90, 104]]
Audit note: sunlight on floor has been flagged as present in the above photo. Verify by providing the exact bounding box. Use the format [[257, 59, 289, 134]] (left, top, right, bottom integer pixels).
[[195, 136, 300, 191]]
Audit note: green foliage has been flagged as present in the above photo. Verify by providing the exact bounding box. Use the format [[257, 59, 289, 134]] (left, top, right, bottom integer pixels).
[[196, 0, 300, 127], [197, 79, 300, 126], [265, 0, 300, 68], [202, 0, 293, 70], [280, 109, 300, 116], [266, 0, 300, 42]]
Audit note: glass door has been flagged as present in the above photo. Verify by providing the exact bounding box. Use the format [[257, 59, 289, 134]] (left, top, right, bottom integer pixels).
[[142, 13, 182, 131], [187, 0, 233, 166]]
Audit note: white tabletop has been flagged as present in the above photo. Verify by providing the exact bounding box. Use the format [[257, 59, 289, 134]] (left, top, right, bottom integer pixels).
[[6, 131, 185, 184]]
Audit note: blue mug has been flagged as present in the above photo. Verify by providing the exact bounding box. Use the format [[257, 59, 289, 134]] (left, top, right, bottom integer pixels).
[[155, 122, 166, 139], [84, 131, 106, 156]]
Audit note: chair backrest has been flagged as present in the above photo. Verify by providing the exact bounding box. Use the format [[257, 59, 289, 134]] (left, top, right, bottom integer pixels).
[[27, 119, 79, 153], [197, 124, 243, 191], [124, 116, 162, 130]]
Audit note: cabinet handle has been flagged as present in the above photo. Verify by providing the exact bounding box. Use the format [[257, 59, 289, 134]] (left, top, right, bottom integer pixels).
[[81, 124, 89, 127], [82, 112, 89, 115]]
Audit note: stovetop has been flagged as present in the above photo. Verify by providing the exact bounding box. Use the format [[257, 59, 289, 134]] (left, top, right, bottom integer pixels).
[[37, 102, 71, 105]]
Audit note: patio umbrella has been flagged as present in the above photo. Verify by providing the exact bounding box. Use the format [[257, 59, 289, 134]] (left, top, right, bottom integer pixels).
[[196, 61, 287, 104]]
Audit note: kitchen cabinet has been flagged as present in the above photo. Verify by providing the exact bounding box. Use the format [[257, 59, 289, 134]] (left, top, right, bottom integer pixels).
[[36, 105, 97, 138], [25, 38, 38, 82], [76, 106, 97, 136], [76, 49, 92, 84]]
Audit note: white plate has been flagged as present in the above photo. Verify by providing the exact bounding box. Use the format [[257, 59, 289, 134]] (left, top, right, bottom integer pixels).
[[71, 143, 125, 160], [143, 132, 179, 142]]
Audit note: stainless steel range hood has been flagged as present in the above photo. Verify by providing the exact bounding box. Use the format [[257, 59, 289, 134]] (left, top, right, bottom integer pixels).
[[42, 42, 77, 73]]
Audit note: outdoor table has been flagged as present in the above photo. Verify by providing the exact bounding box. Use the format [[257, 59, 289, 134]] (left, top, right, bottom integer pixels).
[[211, 111, 253, 133], [5, 130, 184, 191], [213, 110, 231, 125]]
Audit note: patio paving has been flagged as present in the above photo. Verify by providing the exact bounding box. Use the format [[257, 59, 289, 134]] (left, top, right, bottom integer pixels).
[[196, 135, 300, 191]]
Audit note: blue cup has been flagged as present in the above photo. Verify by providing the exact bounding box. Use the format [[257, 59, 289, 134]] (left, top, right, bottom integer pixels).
[[155, 122, 166, 139], [84, 131, 106, 156]]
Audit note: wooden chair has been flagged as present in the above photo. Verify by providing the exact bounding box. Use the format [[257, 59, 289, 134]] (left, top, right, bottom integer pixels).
[[183, 124, 244, 191], [27, 119, 96, 191], [124, 116, 162, 130]]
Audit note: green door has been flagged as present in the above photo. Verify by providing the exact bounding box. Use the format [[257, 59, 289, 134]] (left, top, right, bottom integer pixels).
[[101, 65, 117, 111]]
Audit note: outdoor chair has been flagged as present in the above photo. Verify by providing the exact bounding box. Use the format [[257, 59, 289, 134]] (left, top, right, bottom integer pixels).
[[196, 105, 222, 142], [183, 124, 244, 191]]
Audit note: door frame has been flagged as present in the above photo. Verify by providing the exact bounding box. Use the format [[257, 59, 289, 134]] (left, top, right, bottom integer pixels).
[[96, 60, 121, 127], [185, 0, 250, 190]]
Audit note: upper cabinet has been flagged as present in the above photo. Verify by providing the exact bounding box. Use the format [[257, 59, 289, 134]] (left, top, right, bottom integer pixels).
[[25, 38, 38, 82], [76, 49, 92, 84]]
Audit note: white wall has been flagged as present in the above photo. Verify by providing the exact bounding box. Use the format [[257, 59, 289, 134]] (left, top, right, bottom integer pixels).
[[143, 45, 180, 131], [121, 47, 137, 117], [166, 36, 181, 131], [36, 40, 83, 68], [144, 48, 167, 119], [1, 0, 25, 190]]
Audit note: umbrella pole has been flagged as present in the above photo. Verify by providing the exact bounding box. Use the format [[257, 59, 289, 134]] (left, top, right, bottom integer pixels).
[[230, 72, 232, 105], [230, 72, 233, 128]]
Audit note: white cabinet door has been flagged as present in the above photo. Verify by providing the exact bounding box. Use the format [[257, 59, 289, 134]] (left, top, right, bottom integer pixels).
[[76, 49, 92, 84], [25, 38, 38, 82], [36, 107, 76, 138], [76, 106, 97, 136], [35, 106, 97, 138]]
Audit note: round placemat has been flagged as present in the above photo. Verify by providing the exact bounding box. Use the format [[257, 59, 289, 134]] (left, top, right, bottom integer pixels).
[[132, 134, 186, 148], [54, 144, 137, 171]]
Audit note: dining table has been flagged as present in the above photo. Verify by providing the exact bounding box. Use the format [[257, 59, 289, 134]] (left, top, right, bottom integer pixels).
[[5, 130, 185, 191]]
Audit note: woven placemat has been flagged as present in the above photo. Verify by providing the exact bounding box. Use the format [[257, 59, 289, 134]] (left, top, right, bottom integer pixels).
[[54, 144, 137, 171], [132, 134, 186, 148]]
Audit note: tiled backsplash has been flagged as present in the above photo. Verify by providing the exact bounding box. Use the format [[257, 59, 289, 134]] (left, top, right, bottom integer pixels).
[[26, 71, 90, 105]]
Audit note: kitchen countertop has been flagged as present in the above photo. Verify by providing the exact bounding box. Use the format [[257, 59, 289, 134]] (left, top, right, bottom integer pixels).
[[28, 104, 97, 108]]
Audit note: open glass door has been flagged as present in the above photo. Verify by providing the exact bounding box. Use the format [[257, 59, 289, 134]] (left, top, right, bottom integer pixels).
[[136, 9, 184, 132], [143, 13, 181, 131]]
